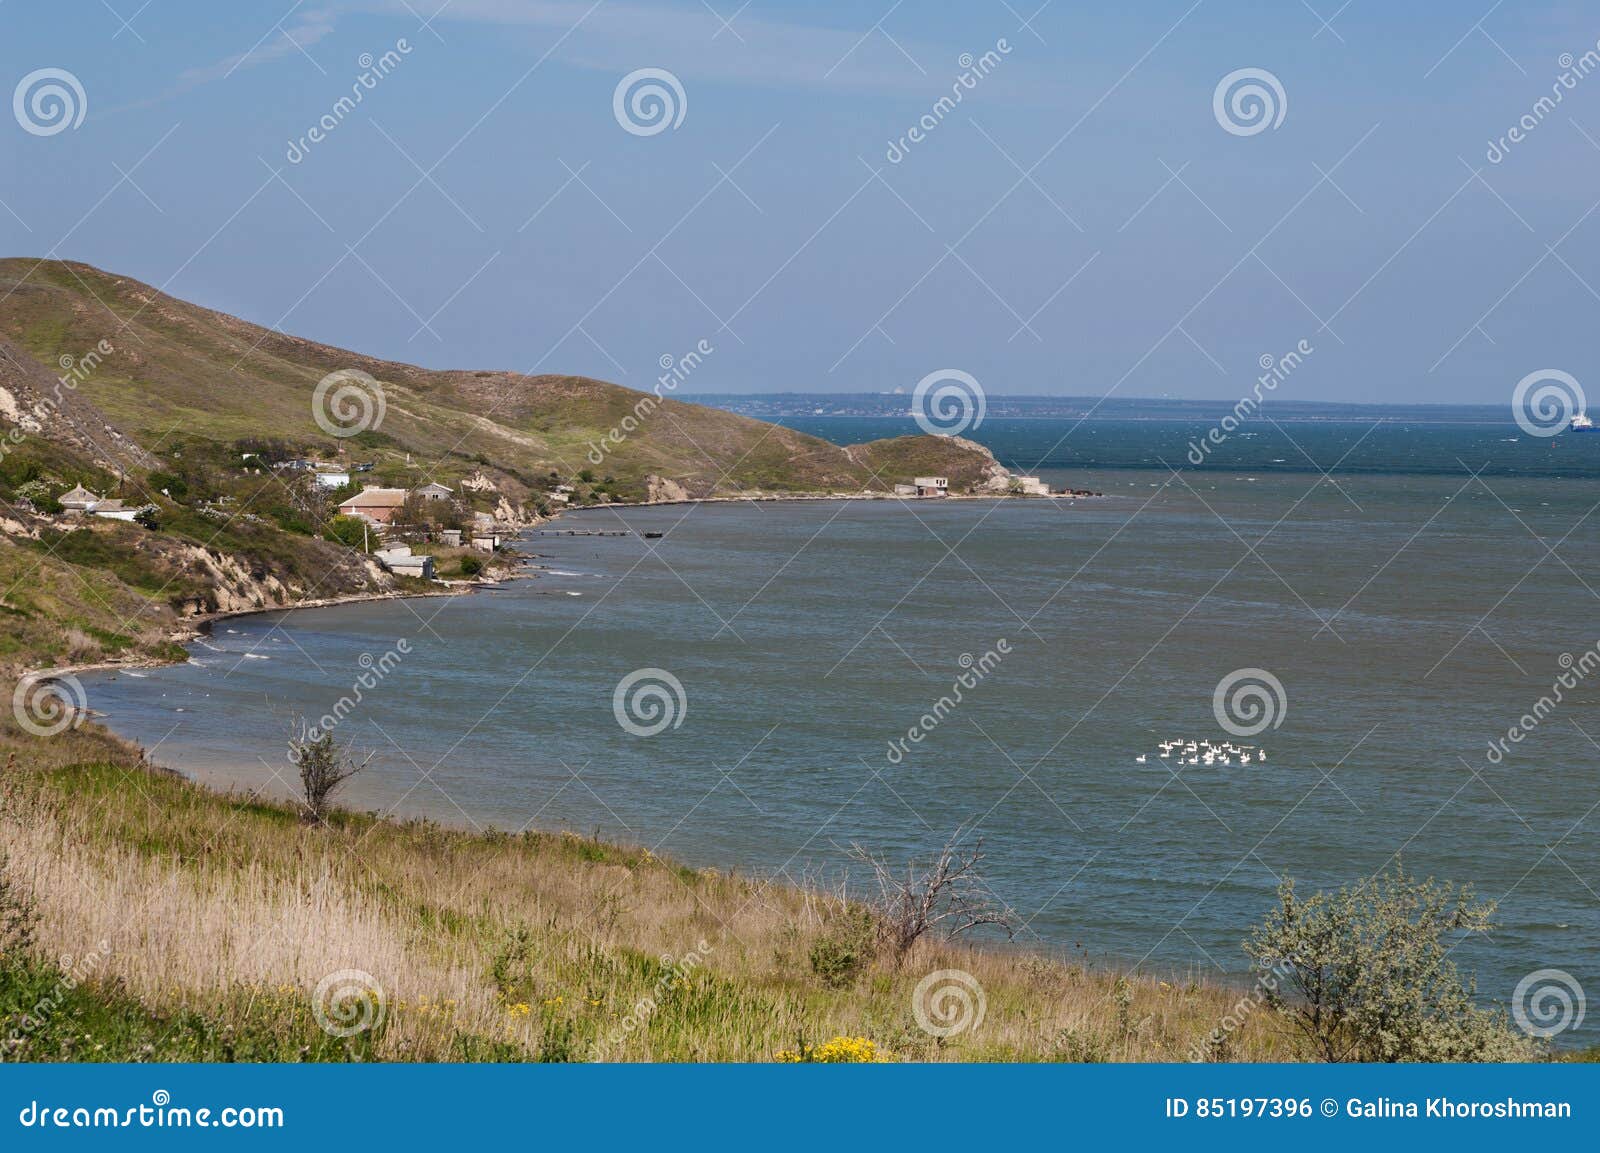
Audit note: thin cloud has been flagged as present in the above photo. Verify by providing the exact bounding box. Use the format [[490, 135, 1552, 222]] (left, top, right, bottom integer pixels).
[[360, 0, 1066, 102], [180, 9, 338, 86]]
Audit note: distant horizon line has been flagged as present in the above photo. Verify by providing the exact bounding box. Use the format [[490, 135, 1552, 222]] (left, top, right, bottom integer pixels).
[[676, 391, 1513, 411]]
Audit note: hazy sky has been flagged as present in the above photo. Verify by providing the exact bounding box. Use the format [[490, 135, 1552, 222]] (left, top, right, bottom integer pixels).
[[4, 1, 1599, 403]]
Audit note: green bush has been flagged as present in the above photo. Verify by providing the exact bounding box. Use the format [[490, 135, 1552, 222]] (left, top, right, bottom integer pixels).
[[458, 555, 483, 577], [324, 515, 373, 552], [808, 906, 877, 988], [1244, 865, 1535, 1062], [147, 471, 188, 500]]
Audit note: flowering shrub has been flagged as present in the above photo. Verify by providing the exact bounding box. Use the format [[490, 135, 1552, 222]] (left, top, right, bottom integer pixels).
[[774, 1035, 890, 1063]]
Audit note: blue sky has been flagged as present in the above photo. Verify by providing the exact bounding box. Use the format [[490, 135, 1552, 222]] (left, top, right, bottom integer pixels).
[[3, 1, 1600, 403]]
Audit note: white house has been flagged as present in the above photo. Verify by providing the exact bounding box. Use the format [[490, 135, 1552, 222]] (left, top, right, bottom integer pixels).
[[372, 545, 436, 580], [312, 469, 350, 490], [412, 482, 452, 501], [1013, 475, 1050, 496], [58, 484, 101, 512], [90, 499, 135, 521], [913, 476, 949, 497]]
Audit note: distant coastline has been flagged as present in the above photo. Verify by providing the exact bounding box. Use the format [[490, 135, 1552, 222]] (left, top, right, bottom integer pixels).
[[680, 393, 1518, 423]]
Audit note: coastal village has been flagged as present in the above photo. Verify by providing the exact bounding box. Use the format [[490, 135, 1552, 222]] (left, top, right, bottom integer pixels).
[[25, 452, 1093, 592], [37, 463, 507, 586]]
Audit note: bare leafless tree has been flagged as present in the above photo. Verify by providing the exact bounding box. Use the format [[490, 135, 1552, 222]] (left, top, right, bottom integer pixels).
[[849, 829, 1015, 961], [288, 718, 372, 824]]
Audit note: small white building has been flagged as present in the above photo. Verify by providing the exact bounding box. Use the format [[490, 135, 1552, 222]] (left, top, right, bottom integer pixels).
[[373, 545, 436, 580], [58, 484, 101, 512], [90, 499, 138, 521], [913, 476, 949, 497], [412, 482, 453, 501], [1013, 475, 1050, 496], [893, 483, 917, 497], [312, 470, 350, 490]]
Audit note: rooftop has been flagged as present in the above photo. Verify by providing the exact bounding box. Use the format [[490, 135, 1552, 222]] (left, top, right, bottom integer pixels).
[[338, 486, 408, 508]]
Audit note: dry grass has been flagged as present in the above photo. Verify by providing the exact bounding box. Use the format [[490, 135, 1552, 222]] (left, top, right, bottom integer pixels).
[[0, 725, 1300, 1062]]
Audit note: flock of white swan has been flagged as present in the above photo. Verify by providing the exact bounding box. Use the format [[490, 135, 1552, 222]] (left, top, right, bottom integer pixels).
[[1135, 738, 1266, 766]]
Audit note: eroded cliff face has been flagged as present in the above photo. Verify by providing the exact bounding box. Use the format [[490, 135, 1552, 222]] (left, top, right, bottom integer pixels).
[[172, 544, 388, 616], [0, 334, 155, 475], [645, 474, 691, 503], [946, 437, 1016, 492]]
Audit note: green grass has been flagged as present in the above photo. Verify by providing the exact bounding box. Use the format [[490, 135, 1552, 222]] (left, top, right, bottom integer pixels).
[[0, 738, 1319, 1064], [1, 957, 379, 1062], [1, 258, 999, 506]]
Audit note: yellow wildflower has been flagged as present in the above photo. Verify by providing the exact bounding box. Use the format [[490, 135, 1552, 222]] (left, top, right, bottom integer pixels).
[[774, 1036, 889, 1064]]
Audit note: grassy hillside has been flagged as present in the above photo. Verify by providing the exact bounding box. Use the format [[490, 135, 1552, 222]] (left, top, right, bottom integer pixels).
[[0, 258, 1002, 676], [0, 259, 999, 505], [4, 723, 1559, 1064], [0, 722, 1299, 1063]]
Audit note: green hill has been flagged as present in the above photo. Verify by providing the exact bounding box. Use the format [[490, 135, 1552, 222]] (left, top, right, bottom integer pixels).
[[0, 258, 1002, 674], [0, 259, 999, 505]]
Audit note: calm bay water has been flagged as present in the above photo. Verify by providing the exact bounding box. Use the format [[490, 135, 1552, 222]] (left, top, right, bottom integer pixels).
[[82, 415, 1600, 1025]]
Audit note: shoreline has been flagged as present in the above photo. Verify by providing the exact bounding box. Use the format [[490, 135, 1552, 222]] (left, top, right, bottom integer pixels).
[[16, 494, 1584, 1057], [37, 582, 491, 685], [33, 488, 1100, 687]]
